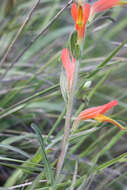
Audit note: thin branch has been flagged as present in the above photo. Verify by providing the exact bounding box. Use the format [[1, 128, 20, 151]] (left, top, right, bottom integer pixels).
[[70, 160, 78, 190], [0, 0, 73, 80], [8, 180, 47, 189], [88, 16, 116, 28], [0, 0, 40, 69]]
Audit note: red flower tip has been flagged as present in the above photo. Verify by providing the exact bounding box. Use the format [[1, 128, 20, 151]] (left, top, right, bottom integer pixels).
[[72, 100, 126, 131], [61, 48, 76, 89], [89, 0, 119, 21], [92, 0, 119, 13], [71, 2, 90, 40], [78, 100, 118, 120]]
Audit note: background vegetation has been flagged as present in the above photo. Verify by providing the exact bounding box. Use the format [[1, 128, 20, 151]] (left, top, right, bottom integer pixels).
[[0, 0, 127, 189]]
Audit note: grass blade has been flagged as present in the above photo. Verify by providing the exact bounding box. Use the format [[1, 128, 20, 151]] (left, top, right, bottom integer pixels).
[[31, 123, 54, 185]]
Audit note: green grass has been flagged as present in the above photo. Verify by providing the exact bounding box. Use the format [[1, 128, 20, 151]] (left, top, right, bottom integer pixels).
[[0, 0, 127, 189]]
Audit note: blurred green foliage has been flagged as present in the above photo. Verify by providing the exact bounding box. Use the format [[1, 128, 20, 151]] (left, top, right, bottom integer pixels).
[[0, 0, 127, 189]]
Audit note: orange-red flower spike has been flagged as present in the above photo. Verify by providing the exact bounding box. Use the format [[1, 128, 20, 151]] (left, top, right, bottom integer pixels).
[[71, 2, 90, 41], [61, 48, 76, 90], [72, 100, 126, 131]]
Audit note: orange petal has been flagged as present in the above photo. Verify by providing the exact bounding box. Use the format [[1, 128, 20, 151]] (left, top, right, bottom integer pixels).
[[71, 3, 78, 23], [92, 0, 119, 13], [83, 3, 90, 24], [77, 100, 118, 120], [95, 114, 126, 130], [61, 48, 71, 69], [61, 49, 76, 89], [100, 100, 118, 114]]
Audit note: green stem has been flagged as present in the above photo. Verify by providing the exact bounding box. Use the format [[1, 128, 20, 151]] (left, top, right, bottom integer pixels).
[[54, 59, 80, 187]]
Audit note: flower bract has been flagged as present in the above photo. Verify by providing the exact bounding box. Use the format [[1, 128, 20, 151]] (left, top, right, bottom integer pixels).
[[61, 48, 76, 90]]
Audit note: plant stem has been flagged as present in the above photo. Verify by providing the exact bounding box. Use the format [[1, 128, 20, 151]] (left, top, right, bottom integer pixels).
[[55, 59, 80, 186]]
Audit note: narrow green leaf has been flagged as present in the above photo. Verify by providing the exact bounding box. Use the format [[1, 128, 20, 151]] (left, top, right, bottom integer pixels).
[[0, 84, 59, 119], [0, 144, 30, 158], [4, 148, 42, 187], [87, 39, 127, 78], [98, 152, 127, 171], [31, 123, 54, 185], [0, 162, 41, 173]]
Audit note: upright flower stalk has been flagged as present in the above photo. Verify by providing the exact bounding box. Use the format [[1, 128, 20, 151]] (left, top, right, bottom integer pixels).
[[56, 48, 79, 180], [55, 0, 127, 187]]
